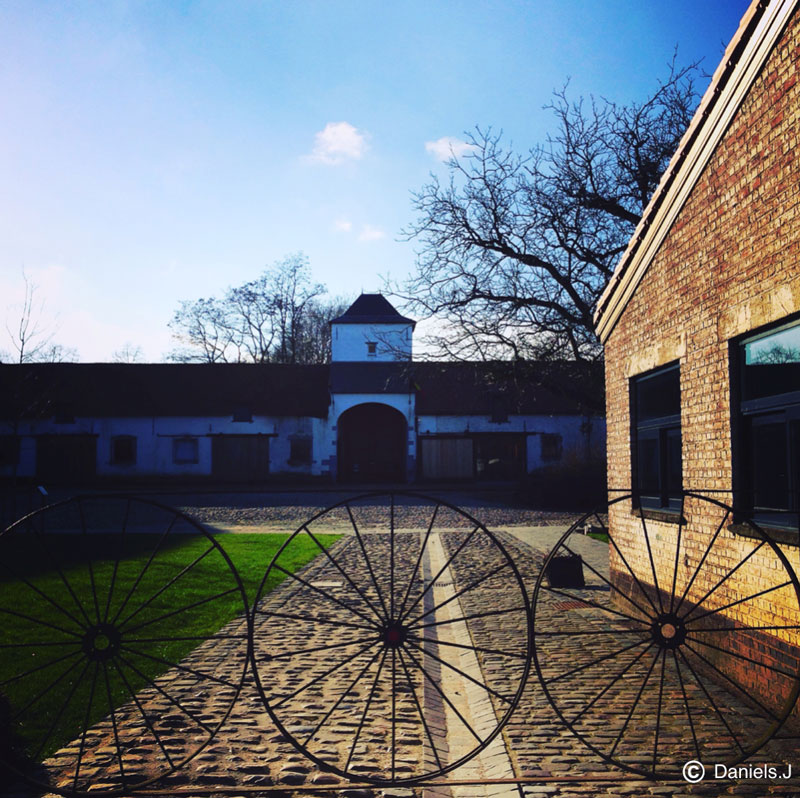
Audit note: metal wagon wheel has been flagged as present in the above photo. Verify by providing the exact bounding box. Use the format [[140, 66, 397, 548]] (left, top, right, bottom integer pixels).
[[0, 495, 249, 798], [531, 491, 800, 780], [249, 491, 532, 785]]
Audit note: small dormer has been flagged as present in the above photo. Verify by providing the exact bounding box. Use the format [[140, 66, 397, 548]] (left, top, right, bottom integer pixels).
[[330, 294, 415, 362]]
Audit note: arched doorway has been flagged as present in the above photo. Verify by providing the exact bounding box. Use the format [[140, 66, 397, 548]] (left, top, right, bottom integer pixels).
[[337, 403, 407, 482]]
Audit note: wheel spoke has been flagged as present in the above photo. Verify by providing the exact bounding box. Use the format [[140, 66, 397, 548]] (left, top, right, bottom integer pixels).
[[76, 498, 103, 625], [402, 644, 483, 745], [652, 649, 667, 773], [397, 503, 440, 620], [117, 544, 217, 629], [73, 661, 100, 791], [560, 540, 653, 620], [9, 653, 84, 722], [117, 652, 214, 735], [346, 503, 390, 621], [271, 563, 382, 630], [407, 633, 526, 660], [607, 528, 661, 617], [1, 646, 83, 689], [103, 496, 132, 623], [398, 649, 444, 771], [543, 638, 650, 686], [415, 605, 525, 632], [404, 639, 512, 704], [638, 513, 664, 614], [302, 646, 383, 747], [121, 644, 238, 689], [674, 509, 729, 615], [682, 542, 767, 623], [669, 494, 686, 613], [121, 587, 239, 635], [535, 628, 649, 638], [685, 634, 800, 681], [0, 557, 85, 632], [672, 650, 700, 760], [127, 633, 248, 645], [273, 640, 377, 709], [682, 641, 779, 720], [111, 513, 179, 626], [686, 580, 793, 626], [112, 659, 174, 767], [265, 635, 378, 662], [255, 608, 375, 633], [32, 658, 91, 762], [569, 643, 654, 726], [102, 662, 127, 785], [677, 648, 745, 754], [400, 525, 479, 623], [299, 525, 385, 625], [406, 561, 510, 627], [345, 647, 389, 772], [0, 639, 82, 649], [391, 646, 397, 781], [0, 606, 84, 641], [541, 586, 652, 627], [608, 646, 660, 757], [25, 517, 93, 627]]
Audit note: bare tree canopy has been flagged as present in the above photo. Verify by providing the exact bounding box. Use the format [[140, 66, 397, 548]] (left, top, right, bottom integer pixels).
[[394, 59, 701, 363], [168, 253, 351, 364]]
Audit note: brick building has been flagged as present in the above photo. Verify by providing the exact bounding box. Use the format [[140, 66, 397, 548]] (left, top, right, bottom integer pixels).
[[594, 0, 800, 718]]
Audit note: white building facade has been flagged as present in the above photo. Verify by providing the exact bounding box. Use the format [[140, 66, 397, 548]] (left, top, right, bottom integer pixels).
[[0, 295, 604, 485]]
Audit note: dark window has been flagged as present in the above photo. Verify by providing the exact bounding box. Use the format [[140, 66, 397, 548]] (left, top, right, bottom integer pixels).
[[0, 436, 20, 466], [173, 437, 199, 464], [541, 433, 562, 462], [288, 437, 312, 466], [232, 407, 253, 422], [631, 363, 682, 510], [736, 317, 800, 529], [490, 394, 509, 423], [111, 435, 136, 466], [366, 342, 377, 356], [53, 404, 75, 424]]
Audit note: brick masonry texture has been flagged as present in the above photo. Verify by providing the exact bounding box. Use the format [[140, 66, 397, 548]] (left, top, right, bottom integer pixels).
[[602, 7, 800, 714]]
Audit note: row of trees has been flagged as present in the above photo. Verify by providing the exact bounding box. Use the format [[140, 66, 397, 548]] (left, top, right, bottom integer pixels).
[[167, 254, 350, 364], [7, 60, 702, 366]]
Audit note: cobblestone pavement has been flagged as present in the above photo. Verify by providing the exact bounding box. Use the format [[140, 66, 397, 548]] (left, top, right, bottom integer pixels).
[[4, 497, 800, 798]]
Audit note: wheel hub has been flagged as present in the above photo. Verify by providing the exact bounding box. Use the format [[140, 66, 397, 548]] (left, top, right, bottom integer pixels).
[[382, 621, 408, 649], [82, 622, 122, 662], [650, 613, 686, 650]]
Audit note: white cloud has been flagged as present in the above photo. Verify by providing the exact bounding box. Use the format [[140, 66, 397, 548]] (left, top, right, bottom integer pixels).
[[333, 218, 353, 233], [358, 225, 385, 242], [425, 136, 477, 162], [307, 122, 369, 165]]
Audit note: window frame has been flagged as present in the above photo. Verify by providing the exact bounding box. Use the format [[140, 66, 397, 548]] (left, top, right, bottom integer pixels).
[[110, 435, 137, 467], [732, 314, 800, 532], [630, 362, 682, 512], [172, 437, 199, 465]]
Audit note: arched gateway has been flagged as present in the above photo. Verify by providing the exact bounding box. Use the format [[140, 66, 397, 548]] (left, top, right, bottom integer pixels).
[[337, 402, 407, 482]]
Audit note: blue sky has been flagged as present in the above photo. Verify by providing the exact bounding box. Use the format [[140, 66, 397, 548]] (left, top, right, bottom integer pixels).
[[1, 0, 750, 361]]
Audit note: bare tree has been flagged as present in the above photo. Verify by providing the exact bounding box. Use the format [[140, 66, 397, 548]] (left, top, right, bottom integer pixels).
[[112, 342, 144, 363], [394, 59, 701, 363], [168, 253, 348, 364]]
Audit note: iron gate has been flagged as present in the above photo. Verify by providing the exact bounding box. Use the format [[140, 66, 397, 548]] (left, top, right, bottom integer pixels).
[[0, 491, 798, 796]]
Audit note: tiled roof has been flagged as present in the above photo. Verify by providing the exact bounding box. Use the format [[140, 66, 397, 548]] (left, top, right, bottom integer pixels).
[[330, 294, 416, 326]]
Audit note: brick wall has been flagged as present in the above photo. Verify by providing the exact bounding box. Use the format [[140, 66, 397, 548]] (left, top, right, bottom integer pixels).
[[604, 8, 800, 717]]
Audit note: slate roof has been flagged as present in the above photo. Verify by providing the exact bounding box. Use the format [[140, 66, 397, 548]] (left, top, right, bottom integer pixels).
[[0, 360, 602, 420], [330, 294, 416, 327], [0, 363, 331, 420]]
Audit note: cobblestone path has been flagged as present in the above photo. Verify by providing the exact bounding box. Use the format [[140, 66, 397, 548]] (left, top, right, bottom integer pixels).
[[5, 505, 800, 798]]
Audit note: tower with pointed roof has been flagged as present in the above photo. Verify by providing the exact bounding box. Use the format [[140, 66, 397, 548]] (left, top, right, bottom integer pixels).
[[330, 293, 415, 362]]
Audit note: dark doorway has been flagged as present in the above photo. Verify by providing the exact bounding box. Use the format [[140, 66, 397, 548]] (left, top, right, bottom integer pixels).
[[36, 435, 97, 483], [212, 435, 270, 482], [338, 403, 407, 482]]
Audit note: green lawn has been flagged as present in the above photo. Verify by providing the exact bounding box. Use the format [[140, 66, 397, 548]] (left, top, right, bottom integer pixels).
[[0, 531, 340, 764]]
